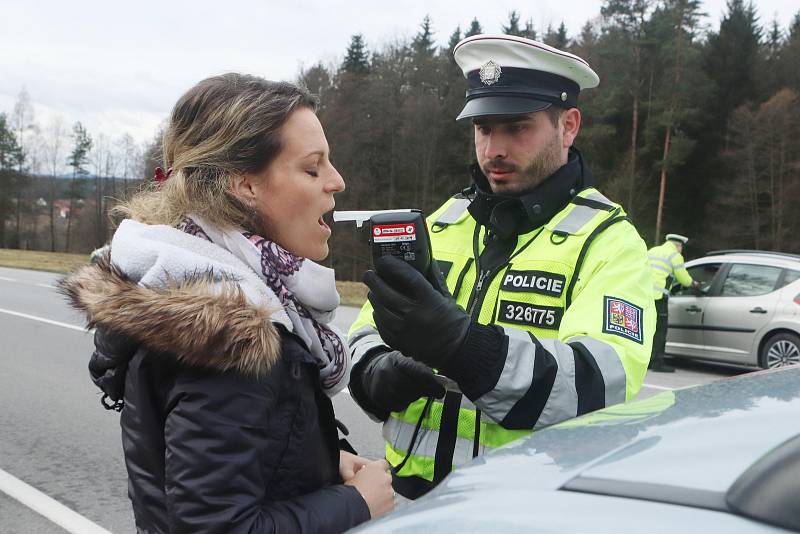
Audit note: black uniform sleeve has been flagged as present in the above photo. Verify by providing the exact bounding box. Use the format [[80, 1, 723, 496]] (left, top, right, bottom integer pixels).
[[162, 362, 370, 533]]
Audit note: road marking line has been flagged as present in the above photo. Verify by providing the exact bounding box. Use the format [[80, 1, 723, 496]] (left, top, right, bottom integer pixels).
[[0, 308, 88, 333], [642, 383, 675, 390], [35, 283, 55, 289], [0, 276, 17, 282], [0, 467, 112, 534]]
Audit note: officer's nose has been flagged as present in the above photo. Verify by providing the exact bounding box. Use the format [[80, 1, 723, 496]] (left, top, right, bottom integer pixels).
[[482, 132, 507, 160]]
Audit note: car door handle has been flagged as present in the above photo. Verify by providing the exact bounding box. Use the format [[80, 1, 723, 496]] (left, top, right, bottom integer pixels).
[[685, 305, 702, 313], [749, 307, 768, 314]]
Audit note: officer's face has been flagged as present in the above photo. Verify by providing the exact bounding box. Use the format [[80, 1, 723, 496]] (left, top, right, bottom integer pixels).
[[473, 111, 566, 196]]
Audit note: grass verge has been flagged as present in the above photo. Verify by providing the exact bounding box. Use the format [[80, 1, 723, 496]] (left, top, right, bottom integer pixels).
[[0, 248, 368, 307]]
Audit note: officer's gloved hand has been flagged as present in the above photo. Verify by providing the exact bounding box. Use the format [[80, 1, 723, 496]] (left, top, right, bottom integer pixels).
[[364, 255, 471, 370], [349, 350, 445, 420]]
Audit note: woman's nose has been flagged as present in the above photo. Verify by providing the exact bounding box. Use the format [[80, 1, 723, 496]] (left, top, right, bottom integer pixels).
[[328, 166, 345, 193]]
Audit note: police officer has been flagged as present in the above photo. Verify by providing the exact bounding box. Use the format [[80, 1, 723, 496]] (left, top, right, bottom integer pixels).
[[648, 234, 698, 373], [347, 35, 655, 499]]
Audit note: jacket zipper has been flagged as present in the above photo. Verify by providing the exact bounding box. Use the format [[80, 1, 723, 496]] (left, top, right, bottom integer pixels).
[[466, 224, 547, 319]]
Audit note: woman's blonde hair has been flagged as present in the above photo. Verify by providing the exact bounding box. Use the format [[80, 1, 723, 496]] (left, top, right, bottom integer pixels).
[[115, 73, 318, 230]]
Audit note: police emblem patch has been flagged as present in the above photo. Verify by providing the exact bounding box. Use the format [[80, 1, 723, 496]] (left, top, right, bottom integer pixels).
[[603, 296, 643, 344], [479, 59, 502, 85]]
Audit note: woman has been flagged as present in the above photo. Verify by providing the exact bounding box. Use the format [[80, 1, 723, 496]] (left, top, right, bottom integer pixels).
[[59, 74, 393, 533]]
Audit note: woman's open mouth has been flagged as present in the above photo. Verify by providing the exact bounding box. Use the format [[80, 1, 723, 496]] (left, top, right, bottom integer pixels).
[[319, 210, 333, 234]]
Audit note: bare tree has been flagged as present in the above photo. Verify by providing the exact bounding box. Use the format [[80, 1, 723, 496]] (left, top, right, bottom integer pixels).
[[11, 88, 37, 247], [44, 116, 66, 251]]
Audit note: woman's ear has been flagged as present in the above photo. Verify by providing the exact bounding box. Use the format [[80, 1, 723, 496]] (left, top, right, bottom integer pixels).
[[230, 172, 257, 203]]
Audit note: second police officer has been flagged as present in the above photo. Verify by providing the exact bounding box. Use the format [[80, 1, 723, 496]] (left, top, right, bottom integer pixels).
[[348, 34, 656, 499], [648, 233, 698, 373]]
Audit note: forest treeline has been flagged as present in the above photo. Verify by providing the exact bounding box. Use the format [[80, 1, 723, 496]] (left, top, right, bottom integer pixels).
[[1, 0, 799, 280]]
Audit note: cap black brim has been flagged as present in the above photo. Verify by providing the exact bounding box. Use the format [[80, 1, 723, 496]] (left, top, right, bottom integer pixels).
[[456, 96, 552, 121]]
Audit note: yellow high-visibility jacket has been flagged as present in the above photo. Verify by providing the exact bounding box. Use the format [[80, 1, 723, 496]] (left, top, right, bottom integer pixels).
[[349, 188, 655, 497], [648, 241, 693, 300]]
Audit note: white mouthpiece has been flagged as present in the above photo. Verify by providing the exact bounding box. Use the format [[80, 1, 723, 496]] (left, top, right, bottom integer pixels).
[[332, 209, 413, 227]]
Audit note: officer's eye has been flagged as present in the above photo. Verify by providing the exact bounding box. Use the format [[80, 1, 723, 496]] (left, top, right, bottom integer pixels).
[[507, 124, 526, 134], [476, 125, 491, 135]]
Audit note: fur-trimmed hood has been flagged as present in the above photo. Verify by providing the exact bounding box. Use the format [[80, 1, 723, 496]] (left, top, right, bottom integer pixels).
[[59, 253, 282, 378]]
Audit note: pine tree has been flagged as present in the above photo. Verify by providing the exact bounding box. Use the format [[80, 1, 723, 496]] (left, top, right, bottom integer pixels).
[[0, 113, 23, 247], [465, 18, 483, 37], [522, 19, 537, 40], [544, 22, 569, 48], [342, 34, 369, 74], [65, 121, 92, 251], [648, 0, 708, 243], [299, 63, 332, 100], [412, 15, 436, 59], [779, 13, 800, 91], [600, 0, 654, 212], [503, 11, 522, 36], [447, 26, 462, 54], [704, 0, 763, 148]]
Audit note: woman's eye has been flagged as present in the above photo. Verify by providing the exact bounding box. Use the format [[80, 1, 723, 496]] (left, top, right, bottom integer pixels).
[[306, 169, 319, 177]]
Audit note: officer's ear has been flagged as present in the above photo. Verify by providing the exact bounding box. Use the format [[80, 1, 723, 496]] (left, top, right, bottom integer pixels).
[[562, 108, 581, 148]]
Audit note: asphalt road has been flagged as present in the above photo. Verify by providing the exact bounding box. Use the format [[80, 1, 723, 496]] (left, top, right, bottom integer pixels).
[[0, 265, 749, 533]]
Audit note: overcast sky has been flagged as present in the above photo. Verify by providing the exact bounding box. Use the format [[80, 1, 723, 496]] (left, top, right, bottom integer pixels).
[[2, 0, 797, 148]]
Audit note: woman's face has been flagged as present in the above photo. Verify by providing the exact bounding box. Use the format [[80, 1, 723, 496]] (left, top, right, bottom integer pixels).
[[249, 108, 345, 261]]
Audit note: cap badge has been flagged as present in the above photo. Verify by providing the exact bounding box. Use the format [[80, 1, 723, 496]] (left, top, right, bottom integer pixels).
[[560, 92, 568, 102], [479, 60, 502, 86]]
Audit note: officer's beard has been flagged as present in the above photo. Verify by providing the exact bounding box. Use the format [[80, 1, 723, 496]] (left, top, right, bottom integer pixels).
[[483, 130, 564, 197]]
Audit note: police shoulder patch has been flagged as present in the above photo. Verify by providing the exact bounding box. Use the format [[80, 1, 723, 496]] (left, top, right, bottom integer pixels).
[[603, 296, 644, 344]]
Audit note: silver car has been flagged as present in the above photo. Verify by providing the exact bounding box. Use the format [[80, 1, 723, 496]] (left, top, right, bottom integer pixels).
[[667, 250, 800, 368], [353, 366, 800, 533]]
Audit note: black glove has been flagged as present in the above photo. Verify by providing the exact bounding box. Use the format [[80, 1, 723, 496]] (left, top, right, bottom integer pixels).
[[349, 350, 445, 420], [364, 255, 471, 369], [89, 327, 139, 409]]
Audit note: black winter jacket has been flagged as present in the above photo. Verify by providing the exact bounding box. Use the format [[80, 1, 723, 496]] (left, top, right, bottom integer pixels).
[[61, 256, 370, 534]]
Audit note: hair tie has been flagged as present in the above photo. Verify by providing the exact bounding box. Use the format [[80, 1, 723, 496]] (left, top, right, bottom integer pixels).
[[153, 166, 174, 184]]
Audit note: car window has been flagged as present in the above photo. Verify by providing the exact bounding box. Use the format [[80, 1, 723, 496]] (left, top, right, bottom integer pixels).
[[720, 264, 782, 297], [778, 269, 800, 289], [673, 263, 720, 296]]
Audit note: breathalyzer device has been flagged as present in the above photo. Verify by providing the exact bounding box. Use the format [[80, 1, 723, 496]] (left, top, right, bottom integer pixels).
[[332, 209, 433, 278]]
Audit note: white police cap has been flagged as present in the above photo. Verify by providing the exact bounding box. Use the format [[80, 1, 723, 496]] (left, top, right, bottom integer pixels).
[[453, 34, 599, 120], [666, 234, 689, 244]]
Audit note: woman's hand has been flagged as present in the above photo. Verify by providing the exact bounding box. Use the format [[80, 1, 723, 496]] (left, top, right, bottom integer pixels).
[[344, 459, 395, 518], [339, 450, 371, 482]]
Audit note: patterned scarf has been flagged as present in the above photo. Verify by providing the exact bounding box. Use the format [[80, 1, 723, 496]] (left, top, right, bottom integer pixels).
[[179, 215, 350, 395]]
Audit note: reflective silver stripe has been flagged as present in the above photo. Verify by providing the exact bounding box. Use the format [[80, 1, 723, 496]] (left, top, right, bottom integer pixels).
[[434, 198, 471, 225], [668, 251, 680, 262], [474, 329, 537, 422], [648, 255, 673, 270], [568, 336, 627, 406], [535, 338, 578, 428], [349, 331, 388, 363], [655, 287, 670, 296], [673, 262, 685, 269], [383, 415, 487, 467], [650, 263, 672, 274], [552, 204, 602, 235], [584, 190, 614, 208]]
